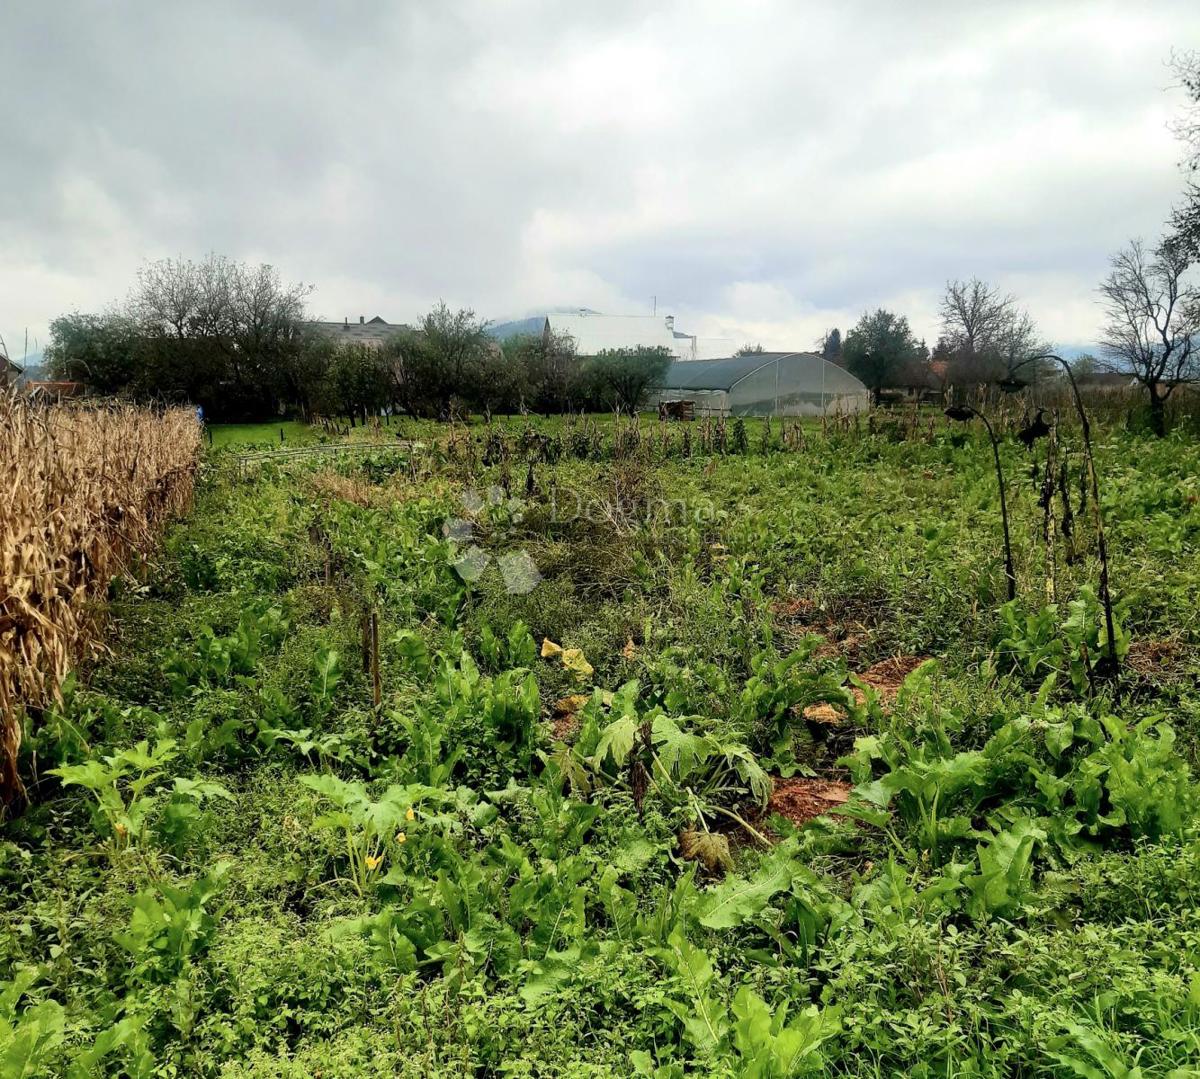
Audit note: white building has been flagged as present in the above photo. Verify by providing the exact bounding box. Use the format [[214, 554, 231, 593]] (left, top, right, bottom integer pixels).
[[489, 310, 731, 360]]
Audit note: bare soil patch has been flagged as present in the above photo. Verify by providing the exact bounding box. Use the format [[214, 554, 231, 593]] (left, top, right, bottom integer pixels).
[[549, 694, 589, 742], [765, 777, 852, 827], [800, 653, 932, 725], [1125, 637, 1194, 682]]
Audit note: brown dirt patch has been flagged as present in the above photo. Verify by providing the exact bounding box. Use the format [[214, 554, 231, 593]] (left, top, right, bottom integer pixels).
[[799, 654, 932, 725], [774, 597, 819, 620], [765, 777, 852, 827], [550, 714, 581, 741], [1125, 637, 1193, 681], [858, 654, 930, 696], [548, 694, 589, 742], [773, 598, 873, 664]]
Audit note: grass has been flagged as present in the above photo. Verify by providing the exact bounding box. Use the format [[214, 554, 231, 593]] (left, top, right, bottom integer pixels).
[[206, 419, 320, 449], [2, 410, 1199, 1076]]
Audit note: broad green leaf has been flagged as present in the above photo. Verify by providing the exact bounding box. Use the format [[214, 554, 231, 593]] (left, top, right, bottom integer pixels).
[[698, 857, 794, 929], [594, 714, 638, 769]]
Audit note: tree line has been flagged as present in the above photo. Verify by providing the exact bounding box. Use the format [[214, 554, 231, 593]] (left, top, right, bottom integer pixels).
[[45, 257, 671, 422], [810, 279, 1056, 407], [813, 254, 1197, 434]]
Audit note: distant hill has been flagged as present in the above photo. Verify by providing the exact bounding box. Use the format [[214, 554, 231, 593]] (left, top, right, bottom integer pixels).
[[486, 307, 602, 341], [1052, 345, 1108, 364]]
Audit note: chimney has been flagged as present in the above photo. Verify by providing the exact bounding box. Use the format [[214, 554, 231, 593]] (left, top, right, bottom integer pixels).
[[359, 315, 365, 324], [665, 315, 674, 331]]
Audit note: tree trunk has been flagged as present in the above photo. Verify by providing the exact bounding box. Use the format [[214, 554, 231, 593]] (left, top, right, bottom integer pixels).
[[1148, 383, 1166, 437]]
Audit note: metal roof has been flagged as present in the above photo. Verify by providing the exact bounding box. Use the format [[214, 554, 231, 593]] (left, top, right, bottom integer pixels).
[[661, 352, 869, 392]]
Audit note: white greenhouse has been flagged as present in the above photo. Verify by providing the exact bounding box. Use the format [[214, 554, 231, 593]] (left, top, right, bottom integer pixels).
[[652, 352, 870, 417]]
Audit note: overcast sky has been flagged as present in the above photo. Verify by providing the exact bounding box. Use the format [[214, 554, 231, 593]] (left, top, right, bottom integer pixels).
[[2, 1, 1197, 360]]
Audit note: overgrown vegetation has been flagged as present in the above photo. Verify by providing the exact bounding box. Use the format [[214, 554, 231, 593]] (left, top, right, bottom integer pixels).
[[2, 407, 1199, 1076]]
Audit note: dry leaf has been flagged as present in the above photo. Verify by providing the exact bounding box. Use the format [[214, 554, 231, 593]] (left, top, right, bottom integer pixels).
[[540, 638, 563, 658], [801, 702, 846, 725], [622, 638, 636, 660], [679, 828, 732, 874], [553, 694, 590, 716], [561, 648, 594, 679]]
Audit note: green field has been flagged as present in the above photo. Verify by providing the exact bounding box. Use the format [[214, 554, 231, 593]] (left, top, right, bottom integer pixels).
[[206, 420, 322, 449], [4, 413, 1200, 1076]]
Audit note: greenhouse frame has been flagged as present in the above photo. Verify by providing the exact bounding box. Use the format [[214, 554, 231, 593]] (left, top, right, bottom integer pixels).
[[652, 352, 870, 417]]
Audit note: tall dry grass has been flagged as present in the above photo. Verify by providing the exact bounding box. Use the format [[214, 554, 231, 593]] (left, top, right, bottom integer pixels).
[[0, 392, 201, 813]]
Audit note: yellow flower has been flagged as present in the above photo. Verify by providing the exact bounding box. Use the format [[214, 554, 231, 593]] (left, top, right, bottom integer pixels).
[[405, 806, 415, 822], [395, 831, 407, 844], [365, 854, 384, 871]]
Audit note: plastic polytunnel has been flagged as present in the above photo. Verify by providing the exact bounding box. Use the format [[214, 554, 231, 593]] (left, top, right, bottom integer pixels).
[[651, 352, 870, 417]]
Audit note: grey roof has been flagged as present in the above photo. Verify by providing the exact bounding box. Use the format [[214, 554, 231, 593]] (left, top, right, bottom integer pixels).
[[486, 316, 549, 341], [661, 352, 867, 392], [306, 316, 402, 345]]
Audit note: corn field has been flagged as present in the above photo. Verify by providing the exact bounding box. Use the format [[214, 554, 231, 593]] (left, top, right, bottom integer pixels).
[[0, 392, 201, 813]]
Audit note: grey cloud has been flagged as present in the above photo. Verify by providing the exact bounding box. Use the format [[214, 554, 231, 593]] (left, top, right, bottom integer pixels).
[[2, 0, 1197, 353]]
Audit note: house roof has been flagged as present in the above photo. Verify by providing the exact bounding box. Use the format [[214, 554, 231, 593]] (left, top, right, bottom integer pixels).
[[305, 316, 401, 345], [661, 352, 869, 394], [25, 380, 83, 396], [487, 316, 550, 341]]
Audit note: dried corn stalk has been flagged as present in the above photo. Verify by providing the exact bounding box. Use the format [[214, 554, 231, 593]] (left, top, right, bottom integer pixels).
[[0, 392, 200, 813]]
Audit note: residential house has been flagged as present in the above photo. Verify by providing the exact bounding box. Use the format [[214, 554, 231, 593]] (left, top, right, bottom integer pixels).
[[1, 351, 22, 388], [305, 315, 401, 349]]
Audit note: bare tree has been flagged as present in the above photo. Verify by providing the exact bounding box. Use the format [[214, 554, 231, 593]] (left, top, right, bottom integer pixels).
[[1170, 50, 1200, 260], [939, 278, 1015, 385], [939, 278, 1051, 389], [1098, 238, 1199, 436], [1170, 49, 1200, 170], [133, 256, 208, 339], [940, 279, 1013, 356]]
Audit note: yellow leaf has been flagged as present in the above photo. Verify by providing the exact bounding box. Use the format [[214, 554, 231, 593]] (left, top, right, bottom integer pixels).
[[561, 648, 594, 679], [622, 638, 637, 660], [405, 806, 415, 822], [541, 638, 563, 658], [553, 694, 590, 716], [679, 828, 732, 874]]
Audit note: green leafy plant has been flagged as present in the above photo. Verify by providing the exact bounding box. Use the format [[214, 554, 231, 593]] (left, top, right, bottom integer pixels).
[[300, 773, 444, 895], [51, 739, 180, 855]]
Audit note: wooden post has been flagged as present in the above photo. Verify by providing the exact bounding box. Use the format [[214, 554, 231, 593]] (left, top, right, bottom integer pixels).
[[369, 608, 381, 711]]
